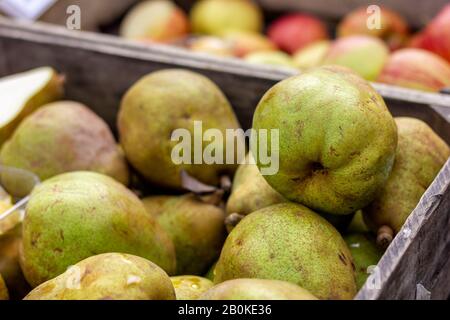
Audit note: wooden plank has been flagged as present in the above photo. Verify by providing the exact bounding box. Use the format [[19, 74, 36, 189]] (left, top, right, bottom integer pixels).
[[0, 18, 449, 299]]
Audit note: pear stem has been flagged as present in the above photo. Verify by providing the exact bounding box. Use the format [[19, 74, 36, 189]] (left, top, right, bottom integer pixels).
[[180, 170, 217, 194], [377, 225, 394, 249], [225, 213, 244, 233], [220, 175, 232, 193]]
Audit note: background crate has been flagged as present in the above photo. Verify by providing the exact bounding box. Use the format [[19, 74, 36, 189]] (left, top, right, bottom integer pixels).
[[254, 0, 448, 28], [4, 0, 447, 33], [175, 0, 448, 28], [0, 18, 449, 299], [1, 0, 139, 31]]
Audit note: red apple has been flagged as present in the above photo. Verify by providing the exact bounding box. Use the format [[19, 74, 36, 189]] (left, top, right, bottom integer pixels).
[[338, 6, 409, 51], [267, 14, 328, 54], [377, 48, 450, 92], [410, 4, 450, 63]]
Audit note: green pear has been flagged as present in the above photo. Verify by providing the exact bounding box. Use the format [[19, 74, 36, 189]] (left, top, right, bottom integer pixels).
[[226, 153, 286, 216], [20, 171, 176, 287], [0, 227, 31, 299], [0, 101, 129, 185], [344, 233, 383, 289], [215, 203, 357, 300], [142, 194, 226, 275], [171, 276, 213, 300], [364, 117, 450, 236], [0, 274, 8, 300], [226, 157, 352, 231], [118, 69, 241, 190], [24, 253, 176, 300], [348, 211, 370, 233], [200, 279, 318, 300], [252, 65, 398, 215], [205, 261, 217, 281], [0, 67, 63, 145]]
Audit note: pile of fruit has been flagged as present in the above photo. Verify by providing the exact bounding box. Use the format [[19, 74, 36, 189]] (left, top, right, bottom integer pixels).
[[118, 0, 450, 92], [0, 61, 449, 300]]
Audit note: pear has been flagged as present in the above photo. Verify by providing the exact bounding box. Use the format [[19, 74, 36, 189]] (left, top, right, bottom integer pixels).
[[344, 233, 383, 289], [0, 101, 129, 185], [215, 203, 357, 300], [142, 194, 226, 275], [363, 117, 450, 242], [318, 211, 355, 233], [0, 185, 29, 300], [205, 261, 217, 281], [171, 276, 213, 300], [0, 185, 22, 236], [118, 69, 241, 190], [226, 155, 353, 232], [200, 279, 318, 300], [0, 227, 31, 299], [0, 274, 8, 300], [348, 211, 370, 233], [20, 171, 176, 287], [252, 65, 398, 215], [0, 67, 63, 145], [226, 153, 286, 217], [24, 253, 176, 300]]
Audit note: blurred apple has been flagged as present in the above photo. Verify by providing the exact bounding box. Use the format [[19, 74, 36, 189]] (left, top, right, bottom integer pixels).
[[377, 48, 450, 92], [189, 36, 234, 56], [292, 40, 330, 70], [323, 36, 389, 81], [191, 0, 263, 36], [408, 32, 425, 48], [244, 51, 295, 68], [409, 4, 450, 63], [267, 13, 329, 54], [338, 6, 409, 51], [120, 0, 189, 42], [222, 31, 277, 57]]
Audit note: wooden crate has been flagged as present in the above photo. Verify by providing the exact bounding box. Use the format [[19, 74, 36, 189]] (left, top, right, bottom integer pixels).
[[0, 0, 138, 31], [0, 18, 449, 300]]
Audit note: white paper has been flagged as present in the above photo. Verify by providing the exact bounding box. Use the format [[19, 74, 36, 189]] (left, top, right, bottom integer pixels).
[[0, 0, 57, 20]]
